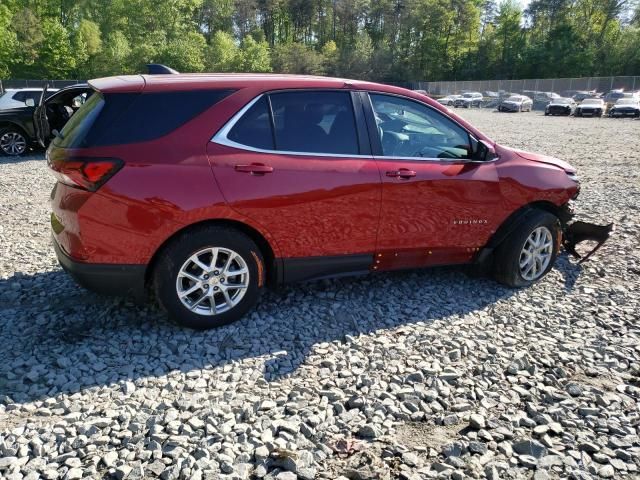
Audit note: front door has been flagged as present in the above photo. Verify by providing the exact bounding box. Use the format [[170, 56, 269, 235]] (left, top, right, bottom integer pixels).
[[364, 92, 504, 270], [208, 90, 381, 279]]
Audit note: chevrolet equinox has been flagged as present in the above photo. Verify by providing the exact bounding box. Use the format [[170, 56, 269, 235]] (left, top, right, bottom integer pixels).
[[48, 73, 604, 329]]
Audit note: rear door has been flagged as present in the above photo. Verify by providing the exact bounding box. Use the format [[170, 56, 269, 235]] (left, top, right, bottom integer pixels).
[[208, 90, 381, 280], [362, 92, 504, 270]]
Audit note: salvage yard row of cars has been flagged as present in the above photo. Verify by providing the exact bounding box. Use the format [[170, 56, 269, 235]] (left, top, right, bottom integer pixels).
[[436, 88, 640, 117]]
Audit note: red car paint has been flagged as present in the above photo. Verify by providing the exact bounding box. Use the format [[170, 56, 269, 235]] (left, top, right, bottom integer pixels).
[[48, 74, 579, 287]]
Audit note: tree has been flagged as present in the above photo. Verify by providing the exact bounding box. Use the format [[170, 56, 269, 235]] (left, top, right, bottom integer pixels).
[[160, 31, 207, 72], [271, 43, 325, 74], [37, 19, 77, 78], [0, 5, 18, 78], [206, 30, 239, 71], [235, 35, 272, 72]]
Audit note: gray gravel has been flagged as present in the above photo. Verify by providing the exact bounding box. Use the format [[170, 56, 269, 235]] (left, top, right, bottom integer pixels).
[[1, 111, 639, 479]]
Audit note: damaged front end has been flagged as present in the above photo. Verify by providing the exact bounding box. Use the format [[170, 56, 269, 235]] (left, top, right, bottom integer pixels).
[[558, 202, 614, 263]]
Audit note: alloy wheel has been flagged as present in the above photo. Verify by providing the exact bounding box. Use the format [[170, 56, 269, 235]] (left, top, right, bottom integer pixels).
[[0, 131, 27, 155], [519, 226, 553, 281], [176, 247, 249, 316]]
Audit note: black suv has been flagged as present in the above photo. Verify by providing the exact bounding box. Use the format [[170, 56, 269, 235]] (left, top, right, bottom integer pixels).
[[0, 84, 93, 156]]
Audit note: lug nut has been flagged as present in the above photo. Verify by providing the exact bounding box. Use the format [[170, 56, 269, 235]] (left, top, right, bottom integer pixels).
[[203, 284, 208, 290], [213, 286, 219, 291], [214, 270, 219, 275], [203, 274, 209, 280], [220, 278, 225, 283]]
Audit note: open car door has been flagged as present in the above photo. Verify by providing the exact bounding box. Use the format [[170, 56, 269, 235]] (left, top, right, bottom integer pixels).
[[33, 84, 50, 147]]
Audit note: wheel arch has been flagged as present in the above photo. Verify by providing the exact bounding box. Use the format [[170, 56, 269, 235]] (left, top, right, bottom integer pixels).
[[145, 218, 278, 288], [476, 201, 561, 263], [0, 121, 30, 138]]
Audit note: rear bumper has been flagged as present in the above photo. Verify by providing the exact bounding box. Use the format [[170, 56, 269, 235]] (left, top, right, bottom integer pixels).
[[53, 237, 147, 299]]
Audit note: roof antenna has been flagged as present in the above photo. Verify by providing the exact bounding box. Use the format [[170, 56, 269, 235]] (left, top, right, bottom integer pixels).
[[146, 64, 179, 75]]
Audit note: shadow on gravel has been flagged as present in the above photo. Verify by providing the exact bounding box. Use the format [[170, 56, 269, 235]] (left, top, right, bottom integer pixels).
[[0, 151, 46, 164], [0, 258, 584, 405]]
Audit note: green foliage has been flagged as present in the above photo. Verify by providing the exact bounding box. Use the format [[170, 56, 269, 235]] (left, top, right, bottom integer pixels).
[[272, 43, 325, 74], [236, 36, 272, 72], [205, 31, 238, 72], [37, 19, 77, 78], [1, 0, 639, 80], [0, 5, 18, 78]]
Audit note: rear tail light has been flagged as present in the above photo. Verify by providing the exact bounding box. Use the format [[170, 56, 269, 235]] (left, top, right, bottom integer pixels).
[[48, 156, 123, 191]]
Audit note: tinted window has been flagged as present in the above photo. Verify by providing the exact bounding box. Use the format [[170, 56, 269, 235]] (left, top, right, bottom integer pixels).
[[12, 92, 26, 102], [269, 91, 359, 154], [56, 92, 105, 148], [370, 94, 471, 160], [227, 96, 274, 150], [58, 89, 233, 148]]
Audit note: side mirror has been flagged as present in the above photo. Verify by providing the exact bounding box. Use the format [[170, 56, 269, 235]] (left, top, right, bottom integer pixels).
[[473, 139, 497, 162], [25, 98, 35, 107]]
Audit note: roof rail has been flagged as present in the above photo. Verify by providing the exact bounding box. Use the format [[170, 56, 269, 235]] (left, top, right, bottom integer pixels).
[[146, 64, 180, 75]]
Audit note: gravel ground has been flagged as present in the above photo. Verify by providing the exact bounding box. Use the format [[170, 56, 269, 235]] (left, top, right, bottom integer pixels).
[[0, 111, 639, 480]]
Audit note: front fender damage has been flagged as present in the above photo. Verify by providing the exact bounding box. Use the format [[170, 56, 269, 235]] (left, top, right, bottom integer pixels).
[[559, 203, 614, 263]]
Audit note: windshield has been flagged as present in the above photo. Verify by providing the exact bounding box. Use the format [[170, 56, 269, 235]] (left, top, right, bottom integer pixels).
[[616, 98, 636, 105], [554, 98, 571, 104], [506, 96, 522, 102], [582, 99, 602, 105]]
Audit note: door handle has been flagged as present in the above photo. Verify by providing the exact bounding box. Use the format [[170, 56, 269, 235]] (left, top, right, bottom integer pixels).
[[386, 168, 416, 179], [234, 163, 274, 175]]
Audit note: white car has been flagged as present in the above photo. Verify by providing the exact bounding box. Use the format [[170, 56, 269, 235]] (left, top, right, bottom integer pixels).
[[437, 95, 462, 106], [575, 98, 605, 117], [0, 88, 57, 110], [453, 92, 483, 108]]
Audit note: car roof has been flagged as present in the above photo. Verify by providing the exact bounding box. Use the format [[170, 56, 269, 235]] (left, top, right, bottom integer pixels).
[[89, 74, 412, 95]]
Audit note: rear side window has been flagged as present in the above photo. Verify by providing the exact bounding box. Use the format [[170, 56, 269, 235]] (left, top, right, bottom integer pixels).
[[269, 91, 358, 154], [221, 90, 360, 155], [227, 96, 274, 150], [57, 89, 233, 148]]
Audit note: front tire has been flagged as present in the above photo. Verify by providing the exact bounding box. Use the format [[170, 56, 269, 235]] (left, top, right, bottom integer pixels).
[[154, 225, 264, 329], [493, 210, 560, 288], [0, 127, 27, 156]]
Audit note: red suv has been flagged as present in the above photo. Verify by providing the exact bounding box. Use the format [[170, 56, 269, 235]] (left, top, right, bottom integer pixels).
[[48, 73, 602, 329]]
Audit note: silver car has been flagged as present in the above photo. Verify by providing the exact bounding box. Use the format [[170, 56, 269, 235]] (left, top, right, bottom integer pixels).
[[498, 95, 533, 112], [453, 92, 483, 108]]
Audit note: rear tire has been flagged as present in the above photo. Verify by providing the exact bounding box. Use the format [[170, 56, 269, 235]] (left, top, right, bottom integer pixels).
[[493, 210, 560, 288], [153, 225, 264, 329]]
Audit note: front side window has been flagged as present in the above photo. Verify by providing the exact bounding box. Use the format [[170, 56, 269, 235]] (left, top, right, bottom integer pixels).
[[369, 93, 471, 160]]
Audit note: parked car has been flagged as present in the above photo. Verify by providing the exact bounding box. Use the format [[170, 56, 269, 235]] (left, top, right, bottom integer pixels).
[[453, 92, 483, 108], [47, 72, 609, 329], [545, 97, 577, 116], [575, 98, 605, 117], [608, 98, 640, 117], [437, 94, 462, 106], [0, 88, 58, 110], [0, 84, 92, 155], [602, 90, 636, 113], [498, 95, 533, 112]]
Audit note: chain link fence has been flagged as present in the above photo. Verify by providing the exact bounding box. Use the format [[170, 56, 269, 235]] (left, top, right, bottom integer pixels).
[[400, 76, 640, 96], [0, 79, 83, 94]]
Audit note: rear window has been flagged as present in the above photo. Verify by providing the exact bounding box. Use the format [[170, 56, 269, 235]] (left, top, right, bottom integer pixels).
[[57, 89, 234, 148]]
